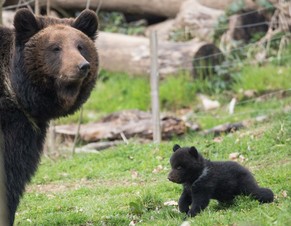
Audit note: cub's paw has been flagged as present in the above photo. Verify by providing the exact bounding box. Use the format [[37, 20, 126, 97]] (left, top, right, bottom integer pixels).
[[179, 205, 189, 213], [187, 209, 198, 217]]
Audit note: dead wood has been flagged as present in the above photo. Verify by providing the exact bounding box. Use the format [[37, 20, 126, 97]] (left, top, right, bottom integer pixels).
[[202, 122, 246, 136], [78, 141, 125, 152], [145, 19, 175, 41], [55, 110, 187, 142], [97, 31, 222, 77], [4, 0, 187, 18], [197, 0, 258, 10], [173, 0, 224, 42], [201, 115, 269, 136]]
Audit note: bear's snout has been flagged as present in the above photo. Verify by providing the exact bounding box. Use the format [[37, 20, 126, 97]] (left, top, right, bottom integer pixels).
[[168, 176, 174, 182], [78, 61, 90, 77], [168, 172, 176, 182], [168, 171, 183, 184]]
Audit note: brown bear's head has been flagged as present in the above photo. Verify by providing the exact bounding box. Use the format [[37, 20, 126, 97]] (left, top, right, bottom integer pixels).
[[12, 9, 98, 119], [168, 144, 205, 184]]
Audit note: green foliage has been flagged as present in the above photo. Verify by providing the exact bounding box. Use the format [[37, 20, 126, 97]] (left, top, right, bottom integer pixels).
[[227, 0, 245, 15], [169, 28, 194, 42], [257, 0, 274, 8], [99, 12, 146, 36]]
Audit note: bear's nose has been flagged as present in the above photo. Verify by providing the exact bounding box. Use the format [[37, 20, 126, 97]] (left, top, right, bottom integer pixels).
[[78, 62, 90, 75]]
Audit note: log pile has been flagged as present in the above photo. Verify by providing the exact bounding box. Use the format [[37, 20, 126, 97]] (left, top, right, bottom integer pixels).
[[3, 0, 287, 77]]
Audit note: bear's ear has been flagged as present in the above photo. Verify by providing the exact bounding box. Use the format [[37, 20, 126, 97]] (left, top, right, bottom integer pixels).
[[14, 9, 40, 44], [73, 10, 98, 41], [173, 144, 181, 152], [189, 146, 199, 158]]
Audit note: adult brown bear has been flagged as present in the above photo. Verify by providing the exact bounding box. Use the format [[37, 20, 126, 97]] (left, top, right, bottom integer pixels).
[[0, 9, 98, 225]]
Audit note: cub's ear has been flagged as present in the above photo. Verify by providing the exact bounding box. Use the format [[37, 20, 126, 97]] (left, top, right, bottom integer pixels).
[[173, 144, 181, 152], [73, 10, 98, 41], [14, 9, 39, 44], [189, 146, 199, 158]]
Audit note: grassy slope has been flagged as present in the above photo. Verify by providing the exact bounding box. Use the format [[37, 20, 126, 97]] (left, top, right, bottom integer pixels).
[[16, 111, 290, 225], [15, 65, 291, 225]]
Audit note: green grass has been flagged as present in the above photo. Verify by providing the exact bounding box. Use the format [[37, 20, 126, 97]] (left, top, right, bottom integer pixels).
[[15, 64, 291, 225], [232, 65, 291, 93], [57, 71, 199, 124], [15, 111, 291, 225], [57, 64, 291, 125]]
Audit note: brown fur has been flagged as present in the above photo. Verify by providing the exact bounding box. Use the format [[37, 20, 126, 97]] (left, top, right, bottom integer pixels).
[[0, 9, 98, 225], [23, 24, 98, 111]]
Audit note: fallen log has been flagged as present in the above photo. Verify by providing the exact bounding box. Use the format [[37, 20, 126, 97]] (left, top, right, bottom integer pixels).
[[55, 110, 187, 142], [197, 0, 257, 10], [145, 19, 175, 41], [174, 0, 224, 42], [97, 31, 223, 77], [4, 0, 187, 18]]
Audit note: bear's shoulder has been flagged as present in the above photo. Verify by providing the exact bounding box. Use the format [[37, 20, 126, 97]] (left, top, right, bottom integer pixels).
[[0, 26, 14, 64], [0, 26, 14, 97]]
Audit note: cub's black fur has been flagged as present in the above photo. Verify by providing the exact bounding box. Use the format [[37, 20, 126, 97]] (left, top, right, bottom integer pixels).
[[168, 144, 274, 217]]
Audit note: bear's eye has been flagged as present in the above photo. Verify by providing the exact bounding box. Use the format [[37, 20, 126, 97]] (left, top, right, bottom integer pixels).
[[176, 166, 182, 170], [52, 46, 61, 52], [77, 44, 83, 52]]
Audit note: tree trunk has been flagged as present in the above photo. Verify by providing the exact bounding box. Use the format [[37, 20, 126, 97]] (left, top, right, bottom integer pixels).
[[97, 31, 222, 77], [4, 0, 187, 18], [145, 19, 175, 41], [197, 0, 257, 10]]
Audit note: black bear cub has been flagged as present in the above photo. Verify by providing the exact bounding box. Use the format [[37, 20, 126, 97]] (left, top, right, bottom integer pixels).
[[168, 144, 274, 217]]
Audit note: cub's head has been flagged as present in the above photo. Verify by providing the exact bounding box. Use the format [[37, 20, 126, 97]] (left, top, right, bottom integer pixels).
[[13, 9, 98, 118], [168, 144, 204, 184]]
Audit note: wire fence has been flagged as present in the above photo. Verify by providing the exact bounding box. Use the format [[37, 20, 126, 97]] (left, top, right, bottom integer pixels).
[[2, 2, 291, 123]]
